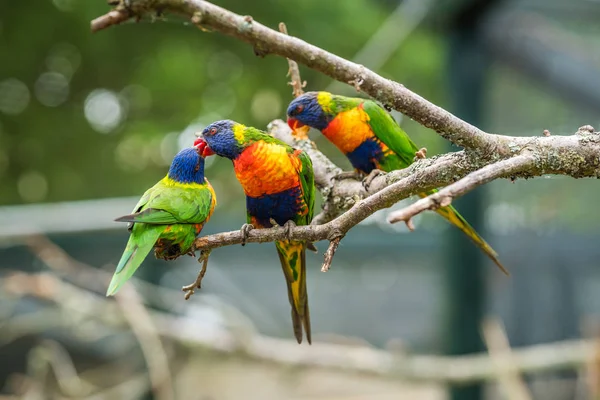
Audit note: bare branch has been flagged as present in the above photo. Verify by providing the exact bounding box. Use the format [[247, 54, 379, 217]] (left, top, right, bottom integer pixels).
[[90, 0, 499, 151], [191, 130, 600, 269], [321, 237, 341, 272], [115, 286, 174, 400], [387, 154, 536, 225], [181, 249, 211, 299], [278, 22, 306, 99], [482, 317, 533, 400], [91, 9, 130, 32]]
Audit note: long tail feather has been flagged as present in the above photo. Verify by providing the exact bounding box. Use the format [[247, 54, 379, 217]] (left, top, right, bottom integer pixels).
[[106, 226, 162, 296], [419, 190, 510, 275], [275, 240, 311, 344]]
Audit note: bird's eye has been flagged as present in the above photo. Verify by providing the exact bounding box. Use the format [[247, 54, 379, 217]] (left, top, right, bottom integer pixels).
[[296, 104, 304, 114], [210, 127, 217, 135]]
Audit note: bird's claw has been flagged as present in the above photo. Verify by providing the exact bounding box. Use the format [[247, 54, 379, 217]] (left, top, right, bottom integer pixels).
[[283, 220, 296, 241], [362, 169, 385, 192], [268, 218, 279, 227], [240, 223, 254, 246], [332, 171, 364, 181]]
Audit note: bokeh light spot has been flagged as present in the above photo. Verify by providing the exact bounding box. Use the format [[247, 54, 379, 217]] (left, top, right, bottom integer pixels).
[[486, 202, 525, 235], [0, 78, 30, 115], [84, 89, 124, 134], [35, 72, 69, 107], [115, 136, 148, 172], [201, 83, 237, 116], [17, 171, 48, 203], [250, 89, 282, 123], [207, 51, 243, 82], [52, 0, 74, 12], [46, 42, 81, 79], [120, 84, 152, 114], [160, 132, 181, 166]]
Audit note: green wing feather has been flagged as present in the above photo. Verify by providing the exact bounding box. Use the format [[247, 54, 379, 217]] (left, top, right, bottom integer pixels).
[[106, 224, 163, 296], [294, 149, 315, 225], [361, 99, 418, 168], [115, 178, 214, 225]]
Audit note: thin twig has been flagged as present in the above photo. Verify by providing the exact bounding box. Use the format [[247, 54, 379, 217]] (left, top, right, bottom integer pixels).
[[581, 317, 600, 399], [387, 154, 536, 225], [29, 340, 96, 397], [91, 9, 130, 32], [321, 237, 341, 272], [278, 22, 306, 98], [482, 317, 533, 400], [182, 249, 211, 300], [114, 285, 174, 400]]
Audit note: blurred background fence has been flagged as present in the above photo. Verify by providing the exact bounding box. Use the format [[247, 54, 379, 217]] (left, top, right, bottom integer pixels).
[[3, 0, 600, 399]]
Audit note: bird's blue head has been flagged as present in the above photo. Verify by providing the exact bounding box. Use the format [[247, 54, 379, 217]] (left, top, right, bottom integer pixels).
[[194, 120, 244, 160], [286, 91, 334, 131], [167, 147, 205, 184]]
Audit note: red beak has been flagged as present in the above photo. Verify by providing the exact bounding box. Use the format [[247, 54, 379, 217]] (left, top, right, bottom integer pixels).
[[287, 117, 305, 131], [193, 138, 215, 157]]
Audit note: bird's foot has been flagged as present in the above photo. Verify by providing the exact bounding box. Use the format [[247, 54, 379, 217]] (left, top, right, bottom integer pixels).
[[362, 169, 385, 192], [186, 248, 196, 258], [414, 147, 427, 161], [331, 170, 364, 181], [283, 220, 296, 241], [155, 248, 180, 261], [240, 223, 254, 246], [182, 250, 211, 300]]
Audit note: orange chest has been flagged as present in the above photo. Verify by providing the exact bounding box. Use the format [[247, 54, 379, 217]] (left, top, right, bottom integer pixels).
[[322, 106, 377, 154], [233, 142, 301, 197]]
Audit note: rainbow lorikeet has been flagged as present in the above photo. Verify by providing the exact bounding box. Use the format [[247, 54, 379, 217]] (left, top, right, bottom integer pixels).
[[286, 91, 508, 275], [106, 146, 217, 296], [195, 120, 315, 344]]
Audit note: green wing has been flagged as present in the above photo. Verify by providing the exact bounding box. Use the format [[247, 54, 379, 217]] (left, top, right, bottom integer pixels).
[[116, 178, 214, 225], [295, 150, 315, 225], [362, 99, 419, 169]]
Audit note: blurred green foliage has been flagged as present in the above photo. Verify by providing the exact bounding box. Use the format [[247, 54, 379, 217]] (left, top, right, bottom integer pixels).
[[0, 0, 448, 210]]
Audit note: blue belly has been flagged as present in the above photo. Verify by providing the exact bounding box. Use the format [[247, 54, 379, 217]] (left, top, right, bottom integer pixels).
[[345, 138, 384, 174], [246, 186, 303, 228]]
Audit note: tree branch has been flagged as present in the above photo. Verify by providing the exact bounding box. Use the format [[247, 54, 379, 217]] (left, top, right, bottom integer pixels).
[[90, 1, 600, 272], [387, 154, 536, 224], [91, 0, 498, 151], [192, 127, 600, 273]]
